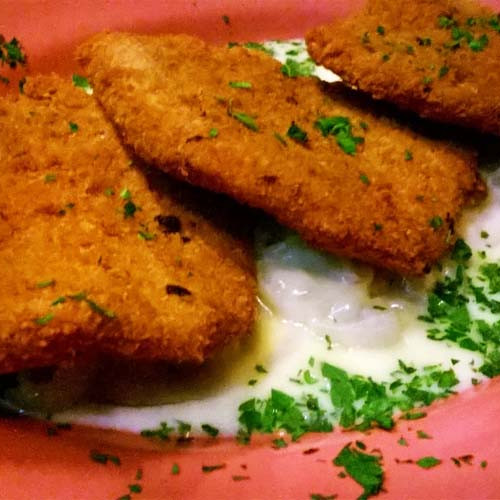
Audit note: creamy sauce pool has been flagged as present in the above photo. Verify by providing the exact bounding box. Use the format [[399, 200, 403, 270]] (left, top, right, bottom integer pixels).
[[54, 41, 498, 434]]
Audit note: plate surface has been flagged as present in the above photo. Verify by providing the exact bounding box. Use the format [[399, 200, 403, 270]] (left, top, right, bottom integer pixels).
[[1, 1, 500, 498]]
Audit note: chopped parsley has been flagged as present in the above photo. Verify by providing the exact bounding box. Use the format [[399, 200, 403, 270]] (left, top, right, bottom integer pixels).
[[202, 464, 226, 473], [128, 484, 142, 494], [67, 292, 116, 318], [397, 437, 409, 447], [209, 127, 218, 138], [272, 438, 288, 449], [141, 421, 174, 441], [280, 58, 315, 78], [36, 279, 55, 288], [438, 66, 449, 78], [429, 216, 443, 230], [72, 74, 93, 94], [314, 116, 364, 155], [120, 188, 132, 200], [376, 26, 385, 36], [44, 173, 56, 183], [416, 430, 432, 439], [286, 122, 308, 143], [68, 121, 79, 133], [231, 111, 258, 131], [221, 15, 230, 25], [273, 131, 287, 146], [416, 456, 441, 469], [138, 230, 156, 241], [171, 463, 180, 475], [89, 450, 121, 466], [123, 200, 138, 218], [201, 423, 219, 438], [373, 223, 383, 231], [360, 173, 370, 185], [104, 187, 115, 196], [404, 149, 413, 161], [229, 80, 252, 89], [255, 364, 268, 374], [34, 312, 54, 326], [469, 33, 489, 52], [310, 495, 337, 500], [480, 230, 489, 239], [333, 443, 384, 500]]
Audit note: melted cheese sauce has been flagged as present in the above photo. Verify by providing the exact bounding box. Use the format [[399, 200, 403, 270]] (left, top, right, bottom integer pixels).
[[51, 41, 498, 434]]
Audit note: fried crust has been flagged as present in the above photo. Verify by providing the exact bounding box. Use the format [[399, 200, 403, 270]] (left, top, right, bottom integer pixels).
[[77, 32, 485, 276], [0, 75, 256, 373], [307, 0, 500, 136]]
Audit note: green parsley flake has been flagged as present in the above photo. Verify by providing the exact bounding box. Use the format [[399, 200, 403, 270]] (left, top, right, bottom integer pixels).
[[241, 41, 274, 55], [416, 430, 432, 439], [209, 128, 219, 138], [89, 450, 121, 466], [36, 279, 55, 288], [128, 484, 142, 494], [272, 438, 288, 449], [416, 456, 441, 469], [44, 173, 56, 183], [360, 173, 370, 185], [438, 66, 450, 78], [333, 443, 384, 500], [376, 25, 385, 35], [222, 15, 230, 25], [138, 230, 156, 241], [72, 74, 93, 94], [404, 149, 413, 161], [231, 111, 258, 131], [480, 460, 488, 468], [273, 131, 287, 146], [373, 223, 383, 231], [422, 76, 433, 86], [381, 53, 390, 62], [255, 364, 268, 374], [69, 121, 79, 133], [141, 421, 174, 441], [315, 116, 364, 155], [123, 200, 138, 218], [104, 187, 115, 196], [202, 464, 226, 473], [34, 312, 54, 326], [397, 437, 409, 447], [480, 230, 489, 239], [229, 81, 252, 89], [469, 34, 489, 52], [248, 379, 257, 386], [286, 122, 308, 143], [120, 188, 132, 200], [51, 296, 66, 306], [280, 58, 316, 78], [429, 216, 443, 230], [171, 463, 180, 475], [310, 495, 337, 500], [201, 423, 219, 438]]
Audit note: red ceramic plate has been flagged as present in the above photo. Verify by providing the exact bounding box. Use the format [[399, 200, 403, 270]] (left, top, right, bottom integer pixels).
[[1, 1, 500, 499]]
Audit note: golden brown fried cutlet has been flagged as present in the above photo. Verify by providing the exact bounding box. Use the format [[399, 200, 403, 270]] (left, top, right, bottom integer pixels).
[[307, 0, 500, 136], [77, 32, 485, 276], [0, 75, 256, 374]]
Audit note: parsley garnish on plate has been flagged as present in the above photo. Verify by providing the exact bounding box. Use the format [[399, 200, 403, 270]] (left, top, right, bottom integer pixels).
[[314, 116, 364, 155], [280, 58, 316, 78], [229, 80, 252, 89], [416, 456, 441, 469], [231, 111, 259, 131], [333, 442, 384, 500], [72, 74, 93, 94], [287, 122, 308, 143]]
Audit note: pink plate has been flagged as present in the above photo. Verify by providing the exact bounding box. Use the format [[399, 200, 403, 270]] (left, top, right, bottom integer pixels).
[[1, 1, 500, 498]]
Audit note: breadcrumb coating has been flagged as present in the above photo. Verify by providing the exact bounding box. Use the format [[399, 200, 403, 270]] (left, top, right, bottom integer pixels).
[[78, 32, 485, 276], [307, 0, 500, 135], [0, 75, 256, 373]]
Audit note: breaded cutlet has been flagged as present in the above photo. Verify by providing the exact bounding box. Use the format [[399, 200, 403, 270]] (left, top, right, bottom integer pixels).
[[0, 74, 256, 374], [77, 32, 485, 276], [307, 0, 500, 136]]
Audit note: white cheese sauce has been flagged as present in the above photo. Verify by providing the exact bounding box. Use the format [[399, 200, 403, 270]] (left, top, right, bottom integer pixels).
[[55, 40, 498, 435]]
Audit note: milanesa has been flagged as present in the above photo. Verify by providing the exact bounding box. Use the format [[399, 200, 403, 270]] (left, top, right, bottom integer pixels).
[[306, 0, 500, 136], [77, 32, 485, 276], [0, 75, 256, 373]]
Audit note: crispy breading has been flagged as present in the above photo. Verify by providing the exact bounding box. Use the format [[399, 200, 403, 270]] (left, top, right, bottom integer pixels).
[[0, 75, 256, 374], [306, 0, 500, 136], [77, 32, 485, 276]]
